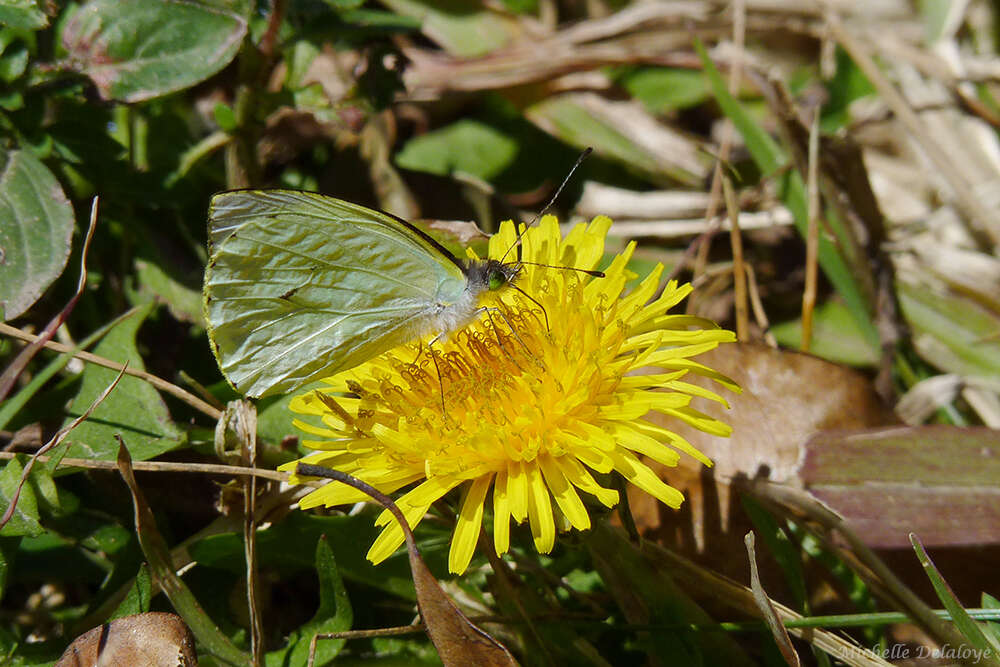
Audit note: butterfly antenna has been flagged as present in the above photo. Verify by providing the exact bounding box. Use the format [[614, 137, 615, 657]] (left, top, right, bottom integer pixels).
[[518, 260, 604, 278], [500, 147, 593, 264]]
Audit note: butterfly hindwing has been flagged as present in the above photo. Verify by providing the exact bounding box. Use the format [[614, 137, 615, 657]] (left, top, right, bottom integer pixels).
[[204, 190, 469, 398]]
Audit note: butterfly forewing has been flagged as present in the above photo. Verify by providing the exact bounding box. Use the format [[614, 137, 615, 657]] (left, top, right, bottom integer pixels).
[[204, 190, 468, 398]]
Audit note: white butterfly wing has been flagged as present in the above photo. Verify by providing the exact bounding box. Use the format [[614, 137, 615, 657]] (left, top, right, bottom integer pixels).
[[204, 190, 468, 398]]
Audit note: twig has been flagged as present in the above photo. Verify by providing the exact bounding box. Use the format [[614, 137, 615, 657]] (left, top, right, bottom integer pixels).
[[0, 308, 140, 432], [0, 450, 292, 482], [0, 364, 127, 530], [308, 625, 427, 667], [686, 0, 744, 291], [240, 402, 263, 667], [744, 263, 777, 347], [258, 0, 287, 60], [801, 107, 820, 352], [722, 175, 748, 340], [0, 197, 99, 402], [0, 323, 223, 421]]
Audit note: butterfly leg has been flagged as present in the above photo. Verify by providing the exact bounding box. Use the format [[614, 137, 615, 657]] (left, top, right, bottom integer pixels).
[[479, 307, 545, 372], [424, 338, 449, 417]]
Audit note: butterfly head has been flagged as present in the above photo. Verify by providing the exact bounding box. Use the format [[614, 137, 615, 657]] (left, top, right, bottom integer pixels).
[[466, 258, 521, 294]]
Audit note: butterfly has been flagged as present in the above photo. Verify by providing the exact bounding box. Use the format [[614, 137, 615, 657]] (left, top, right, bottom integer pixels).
[[203, 190, 525, 399]]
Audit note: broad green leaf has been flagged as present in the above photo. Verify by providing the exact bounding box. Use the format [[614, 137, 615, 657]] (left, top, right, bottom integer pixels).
[[0, 38, 30, 83], [0, 1, 47, 30], [379, 0, 520, 58], [619, 67, 710, 114], [898, 281, 1000, 378], [265, 537, 352, 666], [133, 259, 204, 326], [62, 0, 248, 103], [0, 456, 43, 538], [0, 148, 75, 321], [81, 523, 132, 556], [110, 564, 152, 619], [61, 304, 184, 462], [396, 119, 517, 180]]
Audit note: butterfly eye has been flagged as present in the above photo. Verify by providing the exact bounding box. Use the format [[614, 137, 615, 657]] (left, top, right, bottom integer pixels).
[[488, 269, 508, 291]]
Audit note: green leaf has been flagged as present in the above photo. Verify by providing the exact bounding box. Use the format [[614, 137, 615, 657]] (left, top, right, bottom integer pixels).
[[910, 534, 999, 660], [396, 119, 518, 180], [61, 303, 184, 462], [0, 0, 48, 30], [0, 308, 140, 432], [62, 0, 249, 103], [0, 148, 75, 321], [771, 299, 880, 366], [821, 49, 875, 132], [133, 259, 205, 326], [322, 0, 366, 9], [0, 41, 29, 83], [212, 102, 237, 133], [0, 456, 43, 538], [110, 563, 152, 619], [982, 593, 1000, 649], [265, 536, 352, 666], [619, 67, 710, 114], [898, 281, 1000, 378], [379, 0, 519, 57]]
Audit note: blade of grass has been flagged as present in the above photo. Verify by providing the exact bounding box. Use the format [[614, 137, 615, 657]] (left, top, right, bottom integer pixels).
[[909, 533, 1000, 660], [694, 38, 880, 349]]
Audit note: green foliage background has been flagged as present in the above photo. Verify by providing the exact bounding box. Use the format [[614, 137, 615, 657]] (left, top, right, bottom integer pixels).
[[2, 1, 1000, 665]]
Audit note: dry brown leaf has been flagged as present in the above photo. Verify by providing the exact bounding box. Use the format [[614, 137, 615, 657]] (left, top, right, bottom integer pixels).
[[628, 343, 898, 578], [409, 546, 518, 667], [745, 532, 801, 667], [55, 612, 197, 667]]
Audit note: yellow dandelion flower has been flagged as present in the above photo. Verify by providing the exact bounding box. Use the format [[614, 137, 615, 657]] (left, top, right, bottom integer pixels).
[[280, 215, 738, 574]]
